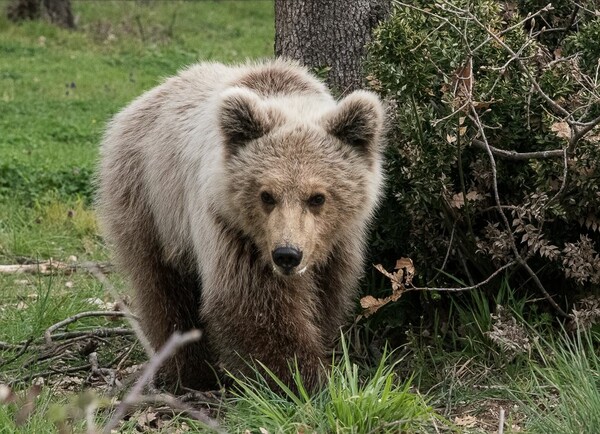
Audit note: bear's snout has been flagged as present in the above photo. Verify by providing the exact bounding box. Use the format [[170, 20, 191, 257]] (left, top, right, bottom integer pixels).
[[272, 246, 303, 274]]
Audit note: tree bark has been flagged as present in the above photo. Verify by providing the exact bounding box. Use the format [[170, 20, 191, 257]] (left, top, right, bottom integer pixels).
[[42, 0, 74, 28], [275, 0, 390, 94], [6, 0, 74, 29]]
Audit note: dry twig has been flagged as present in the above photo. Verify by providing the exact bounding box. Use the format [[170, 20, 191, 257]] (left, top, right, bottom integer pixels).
[[0, 260, 113, 275], [471, 139, 563, 160], [102, 330, 221, 433], [44, 311, 131, 345]]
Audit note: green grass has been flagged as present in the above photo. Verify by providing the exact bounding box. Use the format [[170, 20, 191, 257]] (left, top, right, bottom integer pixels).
[[225, 338, 441, 433], [516, 329, 600, 433], [0, 196, 102, 261], [0, 1, 273, 172], [0, 388, 86, 434]]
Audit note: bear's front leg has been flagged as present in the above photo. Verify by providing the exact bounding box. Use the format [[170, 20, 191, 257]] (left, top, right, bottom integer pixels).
[[130, 259, 218, 392], [201, 279, 326, 391]]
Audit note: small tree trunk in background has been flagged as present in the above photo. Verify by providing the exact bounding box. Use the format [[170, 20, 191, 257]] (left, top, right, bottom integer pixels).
[[275, 0, 390, 93], [7, 0, 75, 28], [6, 0, 39, 22], [42, 0, 74, 28]]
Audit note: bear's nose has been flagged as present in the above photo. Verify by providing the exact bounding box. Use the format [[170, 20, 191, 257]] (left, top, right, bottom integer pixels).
[[272, 247, 303, 273]]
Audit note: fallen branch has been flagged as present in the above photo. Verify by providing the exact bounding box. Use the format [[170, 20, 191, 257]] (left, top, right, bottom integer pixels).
[[1, 327, 134, 352], [0, 261, 113, 275], [10, 364, 93, 386], [49, 327, 134, 342], [0, 341, 29, 351], [44, 311, 131, 345], [22, 339, 86, 369], [569, 113, 600, 148], [88, 351, 120, 390], [0, 261, 70, 275], [0, 338, 33, 369], [7, 338, 140, 390], [179, 389, 223, 406]]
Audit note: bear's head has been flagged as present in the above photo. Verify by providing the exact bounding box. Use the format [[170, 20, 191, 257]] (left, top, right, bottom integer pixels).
[[219, 87, 385, 277]]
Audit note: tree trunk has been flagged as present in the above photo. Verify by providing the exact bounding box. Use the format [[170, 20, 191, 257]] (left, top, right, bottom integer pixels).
[[42, 0, 74, 28], [6, 0, 39, 22], [275, 0, 390, 94], [6, 0, 74, 28]]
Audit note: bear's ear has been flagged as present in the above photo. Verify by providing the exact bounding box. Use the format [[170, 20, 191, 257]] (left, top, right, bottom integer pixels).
[[219, 88, 275, 153], [324, 90, 384, 153]]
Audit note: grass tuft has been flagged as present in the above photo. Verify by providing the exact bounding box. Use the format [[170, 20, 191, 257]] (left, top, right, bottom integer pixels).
[[518, 328, 600, 433], [225, 337, 442, 433]]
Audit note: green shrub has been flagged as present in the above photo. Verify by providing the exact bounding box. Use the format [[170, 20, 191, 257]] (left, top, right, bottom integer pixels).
[[367, 1, 600, 317]]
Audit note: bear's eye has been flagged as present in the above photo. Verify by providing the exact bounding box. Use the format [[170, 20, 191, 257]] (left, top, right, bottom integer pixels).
[[308, 194, 326, 207], [261, 191, 276, 205]]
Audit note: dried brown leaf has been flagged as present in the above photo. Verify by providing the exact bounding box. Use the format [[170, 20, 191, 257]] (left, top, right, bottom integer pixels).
[[360, 295, 383, 310], [465, 190, 484, 201], [136, 410, 158, 429], [454, 415, 478, 427], [366, 261, 414, 317], [395, 257, 413, 270], [451, 193, 465, 209], [551, 121, 571, 140], [374, 263, 395, 281], [583, 214, 600, 232], [360, 295, 394, 318], [374, 263, 404, 290], [394, 257, 415, 286]]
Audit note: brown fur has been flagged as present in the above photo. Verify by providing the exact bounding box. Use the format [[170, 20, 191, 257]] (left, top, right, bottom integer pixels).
[[97, 59, 385, 391], [235, 62, 325, 97]]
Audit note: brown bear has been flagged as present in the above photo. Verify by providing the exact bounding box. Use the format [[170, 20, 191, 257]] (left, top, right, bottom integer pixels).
[[97, 59, 385, 391]]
